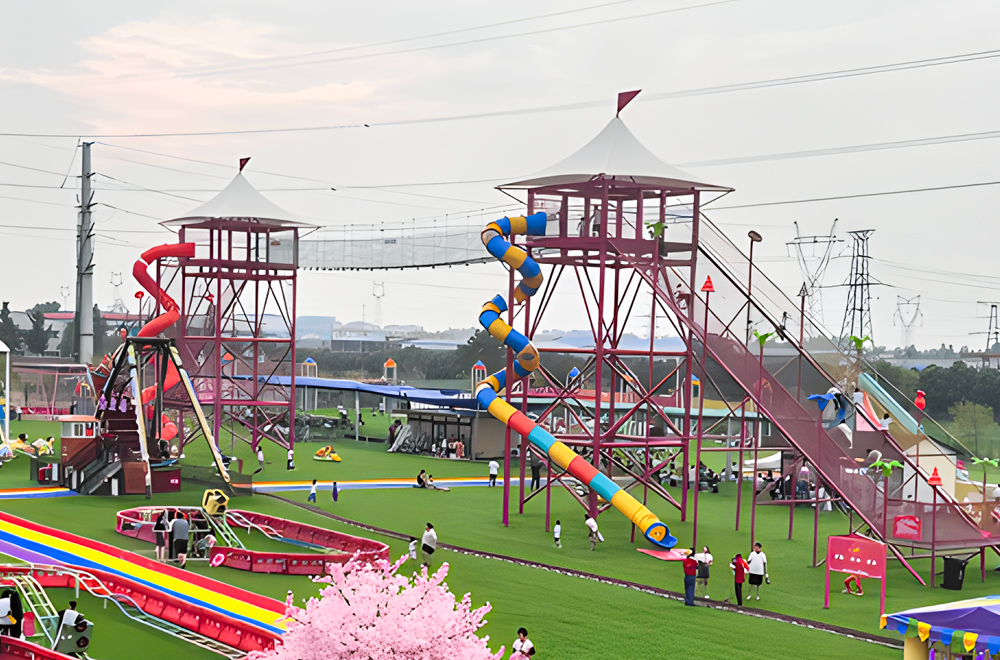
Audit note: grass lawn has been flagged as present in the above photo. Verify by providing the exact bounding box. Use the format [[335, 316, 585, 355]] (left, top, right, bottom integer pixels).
[[12, 422, 994, 659], [0, 485, 897, 660]]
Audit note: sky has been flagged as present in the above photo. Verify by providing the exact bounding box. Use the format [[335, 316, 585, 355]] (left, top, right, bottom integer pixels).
[[0, 0, 998, 350]]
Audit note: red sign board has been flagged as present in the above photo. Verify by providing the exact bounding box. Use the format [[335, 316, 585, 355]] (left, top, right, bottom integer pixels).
[[827, 534, 886, 580], [892, 515, 922, 540]]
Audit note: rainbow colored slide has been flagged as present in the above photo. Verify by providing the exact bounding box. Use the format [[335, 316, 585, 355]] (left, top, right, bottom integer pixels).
[[476, 213, 677, 549], [0, 511, 286, 635]]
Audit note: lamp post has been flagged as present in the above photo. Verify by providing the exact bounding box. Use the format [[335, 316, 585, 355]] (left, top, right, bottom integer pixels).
[[743, 230, 764, 538], [693, 276, 715, 548]]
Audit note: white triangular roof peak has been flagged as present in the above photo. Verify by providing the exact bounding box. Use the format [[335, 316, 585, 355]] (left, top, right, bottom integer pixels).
[[163, 172, 315, 227], [500, 117, 730, 192]]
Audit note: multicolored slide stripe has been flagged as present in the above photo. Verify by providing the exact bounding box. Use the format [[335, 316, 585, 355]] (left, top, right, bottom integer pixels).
[[475, 213, 677, 549], [0, 511, 286, 634]]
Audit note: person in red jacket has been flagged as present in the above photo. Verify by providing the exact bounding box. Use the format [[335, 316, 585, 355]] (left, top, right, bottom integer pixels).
[[683, 548, 698, 606], [730, 553, 750, 606]]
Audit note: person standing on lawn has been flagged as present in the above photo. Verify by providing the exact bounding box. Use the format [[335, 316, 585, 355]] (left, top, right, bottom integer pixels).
[[729, 553, 749, 606], [153, 511, 168, 563], [693, 545, 714, 599], [747, 542, 768, 600], [488, 459, 499, 487], [171, 512, 190, 569], [553, 519, 562, 548], [420, 523, 437, 567], [682, 548, 698, 606], [308, 479, 318, 503], [254, 446, 265, 475], [584, 514, 600, 551]]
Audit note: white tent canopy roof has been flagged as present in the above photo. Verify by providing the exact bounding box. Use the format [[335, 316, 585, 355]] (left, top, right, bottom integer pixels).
[[499, 116, 731, 192], [162, 172, 315, 228]]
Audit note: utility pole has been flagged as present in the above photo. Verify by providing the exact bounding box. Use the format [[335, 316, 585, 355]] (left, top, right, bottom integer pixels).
[[76, 142, 95, 364]]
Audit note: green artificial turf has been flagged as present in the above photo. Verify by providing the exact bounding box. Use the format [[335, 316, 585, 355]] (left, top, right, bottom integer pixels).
[[7, 430, 986, 659], [181, 432, 487, 483], [0, 487, 896, 660], [0, 419, 62, 489]]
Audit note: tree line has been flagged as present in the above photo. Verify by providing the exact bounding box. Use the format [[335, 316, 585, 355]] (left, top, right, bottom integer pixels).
[[0, 301, 117, 360]]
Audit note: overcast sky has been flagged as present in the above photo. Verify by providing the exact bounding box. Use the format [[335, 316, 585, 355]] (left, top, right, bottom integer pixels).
[[1, 0, 997, 349]]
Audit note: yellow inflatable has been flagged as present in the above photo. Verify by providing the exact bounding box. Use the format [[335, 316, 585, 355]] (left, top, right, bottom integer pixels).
[[313, 446, 342, 462]]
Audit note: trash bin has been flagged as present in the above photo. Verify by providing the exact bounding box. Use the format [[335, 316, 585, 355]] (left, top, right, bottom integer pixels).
[[942, 557, 968, 590]]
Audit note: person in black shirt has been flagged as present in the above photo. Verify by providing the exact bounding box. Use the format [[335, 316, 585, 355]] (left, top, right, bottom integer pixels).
[[416, 470, 427, 488]]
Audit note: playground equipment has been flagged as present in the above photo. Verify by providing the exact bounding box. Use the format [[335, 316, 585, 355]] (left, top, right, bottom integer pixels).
[[313, 446, 341, 462], [0, 511, 286, 637], [150, 170, 314, 457], [475, 212, 676, 550], [475, 91, 1000, 580], [0, 564, 262, 658], [115, 506, 389, 576], [85, 241, 232, 497]]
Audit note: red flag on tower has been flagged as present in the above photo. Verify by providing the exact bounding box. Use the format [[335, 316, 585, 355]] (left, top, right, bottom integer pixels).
[[616, 90, 641, 116], [239, 157, 251, 172], [701, 276, 715, 293]]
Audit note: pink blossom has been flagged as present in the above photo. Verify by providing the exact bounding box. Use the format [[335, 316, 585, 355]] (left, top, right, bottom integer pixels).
[[250, 556, 504, 660]]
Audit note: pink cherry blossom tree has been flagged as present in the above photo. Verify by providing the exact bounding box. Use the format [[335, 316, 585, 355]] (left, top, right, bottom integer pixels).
[[250, 557, 504, 660]]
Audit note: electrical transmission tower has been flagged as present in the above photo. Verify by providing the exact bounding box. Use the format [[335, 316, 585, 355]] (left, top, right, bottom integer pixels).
[[786, 219, 840, 335], [109, 272, 129, 314], [893, 296, 921, 349], [839, 229, 876, 348], [971, 302, 1000, 368]]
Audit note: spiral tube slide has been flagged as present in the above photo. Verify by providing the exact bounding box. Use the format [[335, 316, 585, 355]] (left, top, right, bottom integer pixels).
[[133, 243, 194, 403], [475, 213, 677, 549]]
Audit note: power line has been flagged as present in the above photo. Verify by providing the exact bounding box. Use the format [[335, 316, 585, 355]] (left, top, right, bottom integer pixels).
[[185, 0, 649, 77], [706, 179, 1000, 210], [1, 46, 997, 139], [184, 0, 739, 78], [94, 172, 206, 202], [0, 160, 77, 177], [680, 129, 1000, 168], [92, 125, 1000, 191]]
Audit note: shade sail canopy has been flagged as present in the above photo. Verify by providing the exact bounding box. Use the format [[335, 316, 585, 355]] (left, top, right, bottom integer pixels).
[[883, 596, 1000, 655], [163, 173, 315, 228], [499, 117, 731, 192]]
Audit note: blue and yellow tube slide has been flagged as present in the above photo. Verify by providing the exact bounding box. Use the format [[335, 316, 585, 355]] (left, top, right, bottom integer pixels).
[[476, 213, 677, 549]]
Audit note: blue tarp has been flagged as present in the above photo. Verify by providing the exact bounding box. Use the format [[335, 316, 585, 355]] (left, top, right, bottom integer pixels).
[[231, 375, 479, 409]]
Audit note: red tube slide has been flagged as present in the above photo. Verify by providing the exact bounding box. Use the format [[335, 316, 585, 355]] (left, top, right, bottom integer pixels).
[[134, 243, 195, 403]]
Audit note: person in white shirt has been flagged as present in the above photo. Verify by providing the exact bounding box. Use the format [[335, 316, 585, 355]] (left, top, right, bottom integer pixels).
[[833, 419, 854, 450], [488, 459, 499, 487], [308, 479, 318, 503], [692, 546, 714, 599], [880, 414, 892, 431], [584, 514, 599, 551], [512, 627, 534, 658], [747, 542, 768, 600], [420, 523, 437, 567], [553, 519, 562, 548], [254, 446, 265, 475], [286, 448, 295, 470], [408, 537, 418, 561]]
